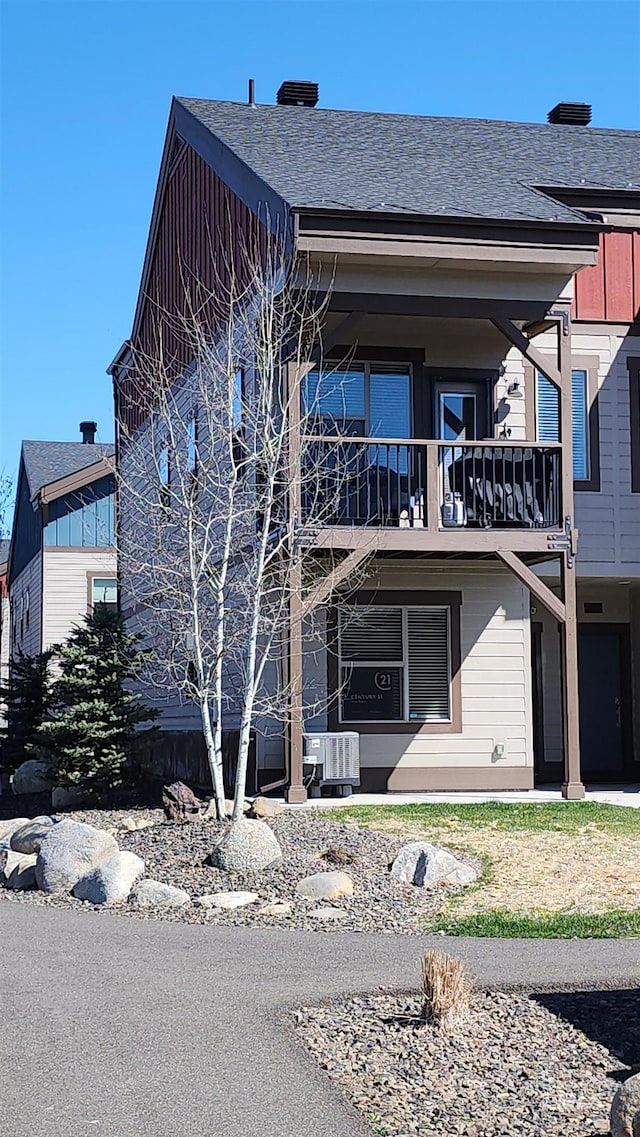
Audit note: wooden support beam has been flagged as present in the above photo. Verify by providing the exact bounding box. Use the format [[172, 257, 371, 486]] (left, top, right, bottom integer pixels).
[[309, 311, 366, 365], [497, 550, 566, 623], [300, 548, 370, 621], [286, 360, 307, 805], [491, 316, 563, 390]]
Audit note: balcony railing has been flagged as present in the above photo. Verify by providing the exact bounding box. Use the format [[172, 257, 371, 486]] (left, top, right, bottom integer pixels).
[[301, 437, 562, 531]]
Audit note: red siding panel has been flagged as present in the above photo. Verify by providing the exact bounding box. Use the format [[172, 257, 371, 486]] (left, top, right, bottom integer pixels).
[[118, 142, 270, 433], [633, 231, 640, 321], [574, 237, 605, 320], [604, 230, 635, 322]]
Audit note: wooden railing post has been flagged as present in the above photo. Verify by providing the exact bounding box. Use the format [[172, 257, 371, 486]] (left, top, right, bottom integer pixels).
[[425, 443, 440, 532]]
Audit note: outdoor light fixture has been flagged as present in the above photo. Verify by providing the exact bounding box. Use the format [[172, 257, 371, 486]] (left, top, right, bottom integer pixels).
[[506, 379, 524, 399]]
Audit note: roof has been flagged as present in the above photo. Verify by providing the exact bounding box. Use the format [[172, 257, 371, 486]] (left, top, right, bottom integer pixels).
[[21, 441, 115, 500], [177, 98, 640, 226], [0, 539, 9, 568]]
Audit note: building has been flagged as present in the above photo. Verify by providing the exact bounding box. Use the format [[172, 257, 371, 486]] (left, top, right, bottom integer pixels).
[[109, 84, 639, 802], [8, 424, 117, 658], [0, 539, 10, 721]]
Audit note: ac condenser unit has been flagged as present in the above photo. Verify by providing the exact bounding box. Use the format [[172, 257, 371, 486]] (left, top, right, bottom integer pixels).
[[303, 732, 360, 796]]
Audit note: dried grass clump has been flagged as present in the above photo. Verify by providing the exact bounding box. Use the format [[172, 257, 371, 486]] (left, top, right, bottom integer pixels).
[[421, 950, 472, 1032]]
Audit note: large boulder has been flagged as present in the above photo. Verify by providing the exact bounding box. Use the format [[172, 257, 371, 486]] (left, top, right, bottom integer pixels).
[[0, 818, 29, 846], [162, 781, 202, 823], [611, 1073, 640, 1137], [249, 796, 283, 820], [36, 820, 118, 894], [12, 760, 52, 795], [51, 786, 89, 811], [390, 842, 477, 888], [10, 816, 56, 854], [2, 850, 37, 890], [131, 879, 190, 908], [73, 850, 145, 905], [211, 819, 282, 874], [295, 871, 354, 901]]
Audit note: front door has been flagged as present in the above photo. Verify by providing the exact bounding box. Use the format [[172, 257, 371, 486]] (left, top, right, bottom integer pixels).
[[578, 625, 631, 781], [435, 382, 483, 443]]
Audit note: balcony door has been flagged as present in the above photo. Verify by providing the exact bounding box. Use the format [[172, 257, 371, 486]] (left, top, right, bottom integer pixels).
[[435, 380, 486, 443]]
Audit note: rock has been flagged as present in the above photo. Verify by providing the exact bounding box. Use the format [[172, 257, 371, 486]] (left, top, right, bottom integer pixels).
[[119, 816, 155, 832], [308, 906, 348, 921], [211, 819, 282, 873], [250, 796, 283, 820], [73, 850, 145, 904], [0, 818, 29, 846], [10, 815, 56, 854], [162, 781, 202, 823], [36, 820, 118, 894], [197, 891, 259, 910], [131, 879, 191, 908], [258, 901, 293, 917], [295, 871, 354, 901], [390, 842, 477, 888], [51, 786, 89, 811], [1, 850, 37, 890], [611, 1073, 640, 1137], [12, 760, 52, 795]]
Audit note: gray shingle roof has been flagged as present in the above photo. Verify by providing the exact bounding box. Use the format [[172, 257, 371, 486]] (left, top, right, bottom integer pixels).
[[178, 98, 640, 225], [22, 441, 115, 499]]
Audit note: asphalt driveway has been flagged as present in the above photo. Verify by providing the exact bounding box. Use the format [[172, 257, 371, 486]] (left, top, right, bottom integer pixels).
[[1, 903, 639, 1137]]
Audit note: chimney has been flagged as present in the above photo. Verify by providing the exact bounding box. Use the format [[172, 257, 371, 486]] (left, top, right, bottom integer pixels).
[[276, 81, 319, 108], [547, 102, 592, 126], [80, 421, 97, 444]]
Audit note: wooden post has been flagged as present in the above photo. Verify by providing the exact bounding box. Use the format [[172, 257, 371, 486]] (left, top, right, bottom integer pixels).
[[286, 360, 307, 804], [557, 306, 584, 800]]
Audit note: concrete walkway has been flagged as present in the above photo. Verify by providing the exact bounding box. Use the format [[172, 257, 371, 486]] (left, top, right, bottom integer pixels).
[[1, 904, 639, 1137], [286, 785, 640, 809]]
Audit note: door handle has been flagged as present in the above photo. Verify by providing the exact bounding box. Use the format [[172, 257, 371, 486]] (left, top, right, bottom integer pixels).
[[615, 697, 621, 728]]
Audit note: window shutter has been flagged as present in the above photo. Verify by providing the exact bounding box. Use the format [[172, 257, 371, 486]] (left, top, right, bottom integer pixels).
[[340, 607, 403, 662], [536, 370, 589, 479], [571, 370, 588, 480], [407, 607, 451, 720], [536, 373, 560, 443]]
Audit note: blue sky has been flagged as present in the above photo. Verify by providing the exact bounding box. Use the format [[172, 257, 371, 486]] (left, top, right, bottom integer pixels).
[[1, 0, 639, 482]]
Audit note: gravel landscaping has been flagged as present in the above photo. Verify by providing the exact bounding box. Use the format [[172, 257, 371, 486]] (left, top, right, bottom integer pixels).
[[0, 807, 480, 932], [296, 986, 640, 1137]]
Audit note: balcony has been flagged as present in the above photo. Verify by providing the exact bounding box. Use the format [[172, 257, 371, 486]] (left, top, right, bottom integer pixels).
[[301, 437, 564, 554]]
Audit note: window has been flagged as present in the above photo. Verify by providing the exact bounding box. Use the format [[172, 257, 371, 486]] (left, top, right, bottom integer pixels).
[[303, 363, 412, 439], [187, 415, 197, 474], [159, 444, 170, 506], [91, 577, 118, 614], [536, 369, 589, 480], [43, 476, 115, 547], [338, 605, 451, 723], [24, 589, 29, 629], [233, 369, 244, 431]]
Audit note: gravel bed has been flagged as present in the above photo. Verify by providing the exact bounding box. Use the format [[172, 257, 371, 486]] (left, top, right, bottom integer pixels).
[[0, 808, 475, 933], [296, 987, 639, 1136]]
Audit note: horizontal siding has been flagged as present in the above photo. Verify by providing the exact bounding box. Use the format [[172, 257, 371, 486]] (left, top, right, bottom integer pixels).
[[42, 549, 116, 649], [10, 555, 42, 658]]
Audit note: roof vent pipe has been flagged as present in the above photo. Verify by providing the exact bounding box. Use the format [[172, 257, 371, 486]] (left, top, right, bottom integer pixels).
[[547, 102, 592, 125], [248, 78, 255, 106], [276, 81, 319, 107], [80, 421, 97, 444]]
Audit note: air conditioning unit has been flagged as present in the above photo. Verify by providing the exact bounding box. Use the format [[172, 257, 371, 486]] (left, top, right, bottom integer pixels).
[[303, 732, 360, 797]]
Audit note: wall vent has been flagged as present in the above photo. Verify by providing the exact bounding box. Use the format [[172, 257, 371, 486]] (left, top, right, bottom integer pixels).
[[583, 601, 604, 614], [276, 81, 319, 107], [548, 102, 592, 126]]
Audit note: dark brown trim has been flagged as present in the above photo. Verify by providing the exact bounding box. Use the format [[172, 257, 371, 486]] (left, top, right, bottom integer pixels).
[[327, 589, 462, 735], [37, 458, 115, 505], [359, 765, 534, 793], [329, 293, 556, 323], [297, 210, 603, 244], [628, 357, 640, 493], [86, 570, 118, 615], [323, 348, 425, 437]]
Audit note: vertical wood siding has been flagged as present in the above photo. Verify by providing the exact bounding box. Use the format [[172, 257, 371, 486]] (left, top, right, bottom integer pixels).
[[116, 142, 270, 435], [574, 230, 640, 322], [10, 554, 42, 658]]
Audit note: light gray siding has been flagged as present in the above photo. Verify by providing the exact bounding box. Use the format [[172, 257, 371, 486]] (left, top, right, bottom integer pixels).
[[42, 548, 116, 649]]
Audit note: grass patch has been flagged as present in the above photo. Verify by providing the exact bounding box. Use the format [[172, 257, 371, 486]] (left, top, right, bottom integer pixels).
[[429, 908, 640, 939], [331, 801, 640, 834]]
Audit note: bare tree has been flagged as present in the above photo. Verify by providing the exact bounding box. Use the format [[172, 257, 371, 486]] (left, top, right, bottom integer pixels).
[[117, 239, 372, 821], [0, 474, 14, 539]]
